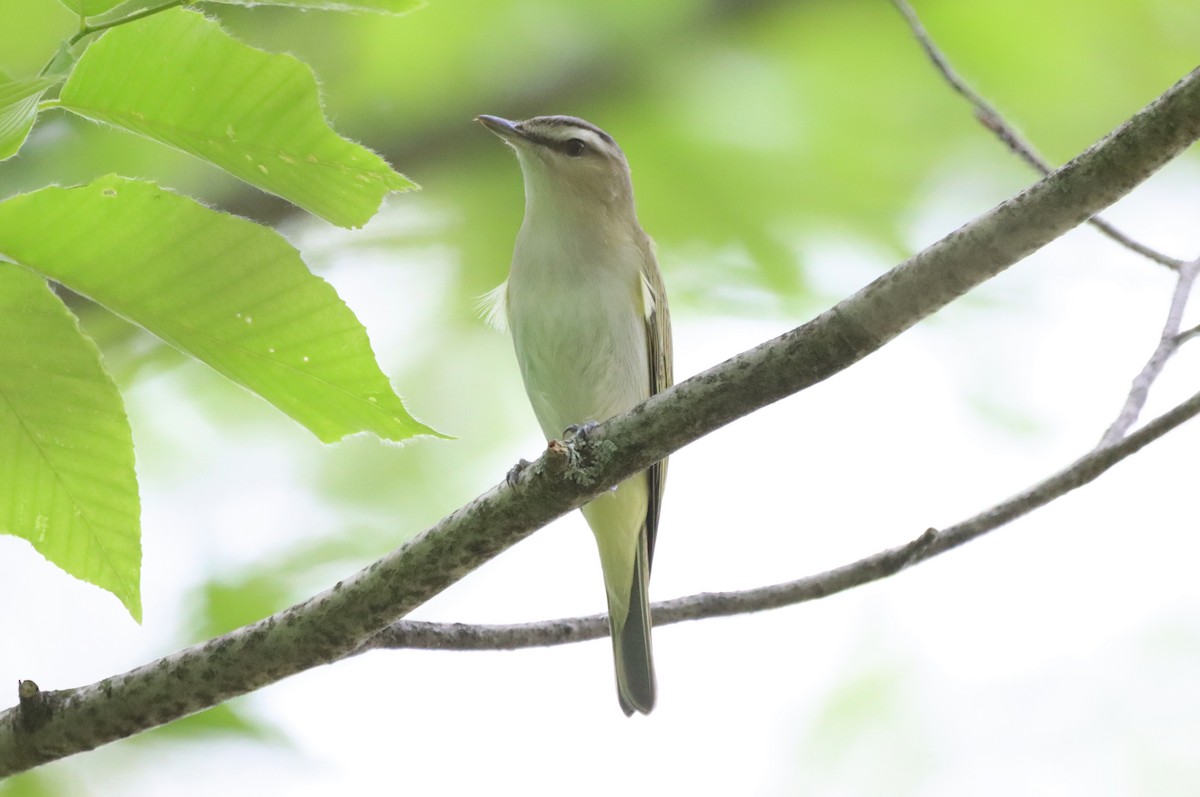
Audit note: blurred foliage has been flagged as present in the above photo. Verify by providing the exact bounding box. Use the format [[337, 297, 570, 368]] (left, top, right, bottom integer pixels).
[[141, 702, 284, 743], [0, 771, 64, 797], [191, 527, 397, 638], [795, 654, 932, 793], [1, 0, 1197, 792], [5, 0, 1196, 316]]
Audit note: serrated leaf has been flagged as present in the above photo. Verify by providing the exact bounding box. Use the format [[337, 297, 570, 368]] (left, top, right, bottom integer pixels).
[[58, 8, 414, 228], [0, 265, 141, 620], [0, 176, 440, 443], [56, 0, 128, 15], [208, 0, 423, 13], [0, 73, 60, 161]]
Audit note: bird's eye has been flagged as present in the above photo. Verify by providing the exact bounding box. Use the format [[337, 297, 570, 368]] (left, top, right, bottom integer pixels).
[[565, 138, 587, 157]]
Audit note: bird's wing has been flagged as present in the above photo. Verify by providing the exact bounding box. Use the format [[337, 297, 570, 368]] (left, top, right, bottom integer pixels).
[[638, 238, 672, 568]]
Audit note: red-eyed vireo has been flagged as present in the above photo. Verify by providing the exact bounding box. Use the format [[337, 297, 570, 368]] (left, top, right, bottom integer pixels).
[[477, 114, 672, 715]]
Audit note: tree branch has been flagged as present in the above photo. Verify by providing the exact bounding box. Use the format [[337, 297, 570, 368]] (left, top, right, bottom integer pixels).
[[1176, 320, 1200, 345], [4, 64, 1200, 776], [887, 3, 1200, 460], [1098, 258, 1200, 446], [360, 384, 1200, 651], [889, 0, 1185, 270]]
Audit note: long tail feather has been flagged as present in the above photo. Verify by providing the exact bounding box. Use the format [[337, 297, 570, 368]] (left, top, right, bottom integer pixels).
[[612, 531, 655, 715]]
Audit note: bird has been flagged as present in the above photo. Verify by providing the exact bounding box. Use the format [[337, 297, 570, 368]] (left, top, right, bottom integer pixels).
[[477, 114, 672, 715]]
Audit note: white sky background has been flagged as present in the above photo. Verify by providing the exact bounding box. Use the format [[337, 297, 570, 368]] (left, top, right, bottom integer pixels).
[[4, 157, 1200, 796]]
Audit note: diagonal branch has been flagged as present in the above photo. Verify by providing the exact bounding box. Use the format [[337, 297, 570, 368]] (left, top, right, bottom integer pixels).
[[1098, 258, 1200, 446], [360, 384, 1200, 652], [4, 64, 1200, 777], [889, 0, 1185, 270]]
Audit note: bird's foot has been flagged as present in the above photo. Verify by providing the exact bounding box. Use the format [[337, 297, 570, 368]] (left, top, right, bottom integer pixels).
[[563, 421, 600, 442], [560, 421, 604, 485], [505, 458, 532, 488]]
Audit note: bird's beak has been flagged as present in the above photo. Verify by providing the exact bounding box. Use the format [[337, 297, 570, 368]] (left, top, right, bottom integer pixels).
[[477, 114, 529, 145]]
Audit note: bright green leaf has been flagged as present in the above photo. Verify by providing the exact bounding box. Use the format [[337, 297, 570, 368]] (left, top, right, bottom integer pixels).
[[208, 0, 423, 13], [58, 9, 415, 228], [0, 265, 141, 620], [0, 73, 60, 161], [0, 176, 439, 444], [56, 0, 129, 15]]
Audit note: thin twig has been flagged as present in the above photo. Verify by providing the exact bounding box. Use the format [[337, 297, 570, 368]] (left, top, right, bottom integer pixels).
[[889, 0, 1185, 271], [1176, 321, 1200, 345], [1098, 258, 1200, 446], [362, 387, 1200, 653], [892, 0, 1200, 451]]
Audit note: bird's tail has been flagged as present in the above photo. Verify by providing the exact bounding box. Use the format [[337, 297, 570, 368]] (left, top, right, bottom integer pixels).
[[610, 529, 656, 715]]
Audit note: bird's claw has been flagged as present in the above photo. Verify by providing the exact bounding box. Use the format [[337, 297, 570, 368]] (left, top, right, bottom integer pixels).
[[563, 421, 600, 442], [506, 458, 531, 488], [560, 421, 601, 477]]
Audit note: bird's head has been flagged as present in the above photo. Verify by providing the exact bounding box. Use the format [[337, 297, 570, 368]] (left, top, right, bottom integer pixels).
[[478, 114, 635, 213]]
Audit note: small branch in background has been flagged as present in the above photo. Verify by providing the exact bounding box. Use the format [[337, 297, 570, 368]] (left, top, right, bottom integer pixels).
[[891, 1, 1200, 463], [1098, 258, 1200, 447], [1175, 321, 1200, 345], [362, 386, 1200, 654], [889, 0, 1185, 271]]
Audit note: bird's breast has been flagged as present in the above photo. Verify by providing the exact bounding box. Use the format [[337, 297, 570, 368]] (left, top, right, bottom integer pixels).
[[507, 232, 650, 441]]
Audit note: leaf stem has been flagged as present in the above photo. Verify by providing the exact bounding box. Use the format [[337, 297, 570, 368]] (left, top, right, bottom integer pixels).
[[69, 0, 193, 46]]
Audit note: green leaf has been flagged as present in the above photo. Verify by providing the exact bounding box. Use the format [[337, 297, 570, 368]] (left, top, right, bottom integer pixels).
[[58, 8, 415, 228], [208, 0, 424, 13], [57, 0, 130, 15], [0, 176, 439, 444], [0, 265, 141, 620], [0, 73, 60, 161]]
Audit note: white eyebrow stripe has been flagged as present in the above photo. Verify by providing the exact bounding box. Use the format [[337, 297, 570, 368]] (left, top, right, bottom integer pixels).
[[526, 123, 619, 156], [560, 128, 611, 151], [527, 115, 614, 142]]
